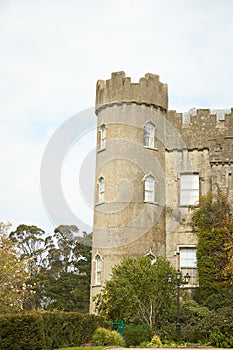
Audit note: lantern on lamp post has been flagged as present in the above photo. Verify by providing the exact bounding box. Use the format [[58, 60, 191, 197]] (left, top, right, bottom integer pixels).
[[168, 270, 190, 332]]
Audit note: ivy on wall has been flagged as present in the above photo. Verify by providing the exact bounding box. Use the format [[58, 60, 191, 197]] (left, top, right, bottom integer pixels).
[[191, 190, 233, 309]]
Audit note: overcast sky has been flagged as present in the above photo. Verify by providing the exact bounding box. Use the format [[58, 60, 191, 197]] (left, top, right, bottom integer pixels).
[[1, 0, 233, 236]]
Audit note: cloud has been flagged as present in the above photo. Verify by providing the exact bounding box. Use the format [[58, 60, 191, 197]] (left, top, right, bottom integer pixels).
[[1, 0, 233, 233]]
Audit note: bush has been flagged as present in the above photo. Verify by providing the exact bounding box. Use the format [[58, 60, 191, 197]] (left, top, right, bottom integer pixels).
[[92, 327, 125, 346], [210, 327, 233, 348], [0, 311, 109, 350], [148, 334, 162, 347], [0, 312, 45, 350], [124, 324, 153, 347]]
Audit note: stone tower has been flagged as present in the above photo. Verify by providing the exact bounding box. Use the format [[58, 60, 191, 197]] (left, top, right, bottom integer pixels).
[[90, 71, 233, 313], [90, 71, 169, 312]]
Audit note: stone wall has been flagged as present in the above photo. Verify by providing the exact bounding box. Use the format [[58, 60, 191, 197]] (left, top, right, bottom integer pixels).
[[90, 71, 233, 312]]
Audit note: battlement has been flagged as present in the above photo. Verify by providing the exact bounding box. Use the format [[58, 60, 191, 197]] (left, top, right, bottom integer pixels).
[[167, 108, 233, 129], [167, 108, 233, 150], [96, 71, 168, 112]]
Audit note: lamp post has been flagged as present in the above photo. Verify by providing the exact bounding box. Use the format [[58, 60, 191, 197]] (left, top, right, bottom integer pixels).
[[168, 270, 190, 333]]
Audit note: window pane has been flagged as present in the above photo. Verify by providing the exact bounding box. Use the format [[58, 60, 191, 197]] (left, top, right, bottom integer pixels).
[[180, 174, 199, 205], [144, 123, 155, 148], [180, 248, 197, 268], [145, 191, 154, 202], [144, 175, 155, 202], [101, 125, 106, 137], [100, 125, 106, 149], [98, 178, 105, 202]]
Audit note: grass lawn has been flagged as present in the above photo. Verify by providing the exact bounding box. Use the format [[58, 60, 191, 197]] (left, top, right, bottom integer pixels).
[[57, 347, 106, 350]]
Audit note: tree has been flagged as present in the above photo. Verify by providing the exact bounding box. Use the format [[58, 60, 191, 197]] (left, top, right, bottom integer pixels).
[[94, 255, 177, 330], [191, 191, 233, 308], [35, 227, 92, 312], [0, 222, 34, 312], [9, 224, 45, 275]]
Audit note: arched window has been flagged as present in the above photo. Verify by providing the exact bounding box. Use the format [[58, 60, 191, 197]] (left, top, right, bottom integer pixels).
[[144, 175, 155, 202], [95, 254, 102, 285], [145, 248, 156, 263], [98, 177, 105, 203], [144, 122, 155, 148], [100, 124, 106, 150]]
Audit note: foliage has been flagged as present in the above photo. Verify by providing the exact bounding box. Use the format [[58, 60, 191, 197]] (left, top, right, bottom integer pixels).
[[94, 255, 177, 330], [198, 306, 233, 347], [0, 311, 109, 350], [9, 224, 45, 274], [210, 327, 233, 348], [7, 223, 92, 312], [191, 191, 233, 307], [123, 324, 153, 347], [179, 300, 211, 343], [158, 302, 233, 347], [148, 334, 163, 347], [36, 229, 92, 312], [0, 312, 45, 350], [91, 327, 125, 346], [0, 223, 35, 313]]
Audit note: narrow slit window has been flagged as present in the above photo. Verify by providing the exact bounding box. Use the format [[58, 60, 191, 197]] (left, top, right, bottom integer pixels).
[[95, 255, 102, 285], [144, 175, 155, 202], [98, 177, 105, 203], [100, 124, 106, 150]]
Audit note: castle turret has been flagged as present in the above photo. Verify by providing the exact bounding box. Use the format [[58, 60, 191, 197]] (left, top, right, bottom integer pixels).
[[90, 72, 168, 312]]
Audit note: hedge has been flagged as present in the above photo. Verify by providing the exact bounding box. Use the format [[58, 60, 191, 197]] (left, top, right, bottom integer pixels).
[[0, 311, 109, 350]]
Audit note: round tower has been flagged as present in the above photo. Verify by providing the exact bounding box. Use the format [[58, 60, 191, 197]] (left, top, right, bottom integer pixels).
[[90, 71, 168, 312]]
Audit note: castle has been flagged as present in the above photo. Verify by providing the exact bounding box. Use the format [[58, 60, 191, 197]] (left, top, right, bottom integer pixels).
[[90, 71, 233, 312]]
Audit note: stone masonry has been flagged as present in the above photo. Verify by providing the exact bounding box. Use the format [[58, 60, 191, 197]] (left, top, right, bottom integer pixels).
[[90, 71, 233, 313]]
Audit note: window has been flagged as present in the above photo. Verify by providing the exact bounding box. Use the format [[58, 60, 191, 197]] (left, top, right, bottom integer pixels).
[[144, 122, 155, 148], [180, 173, 199, 206], [180, 248, 197, 268], [99, 124, 106, 150], [98, 177, 105, 203], [95, 254, 102, 285], [144, 175, 155, 202], [145, 249, 156, 263], [179, 247, 198, 285]]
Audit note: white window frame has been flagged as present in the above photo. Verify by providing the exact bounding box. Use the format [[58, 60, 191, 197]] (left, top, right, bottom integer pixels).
[[100, 124, 106, 150], [180, 173, 199, 206], [179, 247, 198, 285], [95, 254, 102, 285], [98, 177, 105, 203], [144, 174, 155, 203], [179, 247, 197, 269], [144, 122, 155, 148]]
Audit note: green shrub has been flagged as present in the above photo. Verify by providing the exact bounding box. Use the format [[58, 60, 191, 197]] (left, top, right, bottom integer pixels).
[[158, 304, 233, 347], [0, 312, 45, 350], [209, 326, 233, 348], [148, 334, 162, 347], [124, 324, 153, 347], [0, 311, 109, 350], [92, 327, 125, 346]]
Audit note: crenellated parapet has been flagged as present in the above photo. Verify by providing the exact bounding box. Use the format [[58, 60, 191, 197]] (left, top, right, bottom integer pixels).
[[96, 71, 168, 112], [167, 108, 233, 161]]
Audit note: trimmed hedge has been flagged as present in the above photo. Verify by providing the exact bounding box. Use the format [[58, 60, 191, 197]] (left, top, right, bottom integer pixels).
[[0, 311, 109, 350]]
